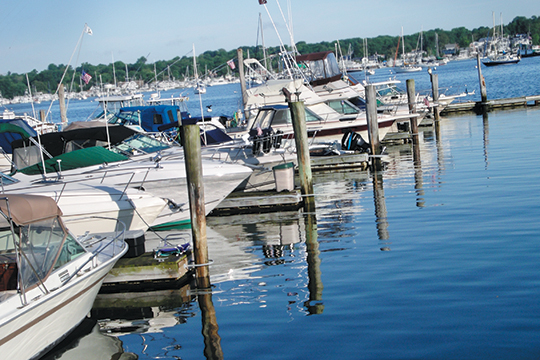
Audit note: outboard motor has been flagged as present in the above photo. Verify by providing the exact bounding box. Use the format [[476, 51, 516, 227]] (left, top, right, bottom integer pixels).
[[341, 130, 370, 153]]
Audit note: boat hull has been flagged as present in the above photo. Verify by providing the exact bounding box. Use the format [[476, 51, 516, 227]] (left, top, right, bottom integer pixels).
[[0, 253, 122, 360]]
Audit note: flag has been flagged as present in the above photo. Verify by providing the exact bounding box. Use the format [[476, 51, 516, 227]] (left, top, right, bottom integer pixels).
[[259, 0, 267, 4], [423, 97, 430, 107], [81, 71, 92, 84], [227, 59, 236, 70], [84, 23, 93, 35]]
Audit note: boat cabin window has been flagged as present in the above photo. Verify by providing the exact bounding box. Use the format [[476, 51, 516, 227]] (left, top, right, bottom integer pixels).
[[167, 110, 175, 123], [109, 110, 141, 127], [153, 114, 163, 125], [327, 99, 361, 115], [252, 109, 275, 130], [0, 227, 16, 253]]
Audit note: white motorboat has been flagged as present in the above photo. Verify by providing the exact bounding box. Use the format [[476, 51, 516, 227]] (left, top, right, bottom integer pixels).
[[9, 127, 253, 229], [0, 172, 167, 236], [0, 194, 128, 360]]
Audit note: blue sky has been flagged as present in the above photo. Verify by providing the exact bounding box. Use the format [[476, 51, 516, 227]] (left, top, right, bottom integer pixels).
[[1, 0, 538, 74]]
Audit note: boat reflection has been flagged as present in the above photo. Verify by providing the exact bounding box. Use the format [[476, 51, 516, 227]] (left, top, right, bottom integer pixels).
[[41, 317, 138, 360]]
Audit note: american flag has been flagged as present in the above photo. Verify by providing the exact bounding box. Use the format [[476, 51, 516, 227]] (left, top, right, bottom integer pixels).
[[227, 59, 236, 70], [81, 71, 92, 85]]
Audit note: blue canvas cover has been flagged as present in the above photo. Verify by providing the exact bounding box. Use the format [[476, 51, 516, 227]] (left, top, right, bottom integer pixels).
[[0, 119, 38, 154], [115, 105, 181, 132]]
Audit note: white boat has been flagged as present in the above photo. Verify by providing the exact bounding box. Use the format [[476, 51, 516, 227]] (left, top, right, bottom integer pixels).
[[8, 126, 253, 229], [394, 65, 422, 73], [0, 172, 167, 236], [0, 194, 128, 360]]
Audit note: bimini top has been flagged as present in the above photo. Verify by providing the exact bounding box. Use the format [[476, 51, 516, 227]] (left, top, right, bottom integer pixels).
[[0, 194, 63, 226], [295, 51, 342, 86]]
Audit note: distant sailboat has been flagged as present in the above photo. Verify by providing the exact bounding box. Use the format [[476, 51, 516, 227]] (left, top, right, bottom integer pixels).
[[394, 27, 421, 73]]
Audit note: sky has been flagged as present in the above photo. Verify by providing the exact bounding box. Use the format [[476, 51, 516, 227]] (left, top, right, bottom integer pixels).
[[1, 0, 539, 74]]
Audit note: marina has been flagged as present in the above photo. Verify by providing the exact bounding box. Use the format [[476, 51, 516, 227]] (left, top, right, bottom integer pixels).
[[2, 41, 540, 359]]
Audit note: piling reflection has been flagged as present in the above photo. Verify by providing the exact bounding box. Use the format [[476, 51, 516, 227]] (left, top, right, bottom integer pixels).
[[198, 280, 224, 360], [412, 134, 425, 208], [372, 171, 390, 250], [482, 112, 490, 169], [303, 211, 324, 314]]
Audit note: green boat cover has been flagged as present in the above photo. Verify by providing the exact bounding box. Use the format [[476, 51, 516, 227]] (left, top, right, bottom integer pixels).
[[19, 146, 129, 175]]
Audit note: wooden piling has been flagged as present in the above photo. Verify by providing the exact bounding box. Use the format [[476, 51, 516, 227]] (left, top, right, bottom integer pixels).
[[476, 53, 488, 112], [285, 93, 314, 206], [58, 84, 67, 124], [39, 110, 46, 123], [364, 84, 381, 170], [429, 72, 440, 121], [406, 79, 419, 146], [237, 48, 247, 111], [182, 124, 210, 289]]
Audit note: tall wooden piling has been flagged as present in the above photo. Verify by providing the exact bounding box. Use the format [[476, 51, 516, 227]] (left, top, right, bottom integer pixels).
[[237, 48, 247, 111], [39, 110, 46, 123], [406, 79, 419, 146], [58, 84, 67, 124], [364, 84, 381, 170], [182, 124, 210, 289], [283, 88, 314, 209], [429, 72, 440, 121], [476, 53, 488, 108]]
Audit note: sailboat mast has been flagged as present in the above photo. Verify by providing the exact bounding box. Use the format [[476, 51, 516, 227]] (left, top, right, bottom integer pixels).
[[259, 12, 268, 70], [401, 27, 405, 63]]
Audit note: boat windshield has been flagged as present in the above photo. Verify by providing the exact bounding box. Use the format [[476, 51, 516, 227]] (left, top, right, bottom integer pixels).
[[2, 217, 86, 290], [111, 134, 171, 156], [0, 172, 19, 186], [108, 110, 142, 127], [327, 99, 361, 115]]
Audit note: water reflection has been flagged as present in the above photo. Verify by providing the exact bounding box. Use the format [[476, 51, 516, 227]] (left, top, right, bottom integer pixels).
[[198, 282, 224, 360], [42, 318, 137, 360], [304, 212, 324, 314], [371, 171, 390, 250], [482, 112, 490, 169], [91, 283, 195, 358], [412, 133, 425, 208]]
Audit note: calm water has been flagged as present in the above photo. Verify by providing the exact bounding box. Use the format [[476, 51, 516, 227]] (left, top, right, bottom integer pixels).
[[17, 58, 540, 359]]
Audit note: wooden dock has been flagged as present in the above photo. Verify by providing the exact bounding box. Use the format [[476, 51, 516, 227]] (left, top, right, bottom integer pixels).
[[210, 189, 304, 216], [101, 251, 193, 293], [441, 95, 540, 115]]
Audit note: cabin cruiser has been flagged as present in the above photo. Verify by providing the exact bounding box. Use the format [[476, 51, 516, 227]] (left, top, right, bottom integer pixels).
[[0, 194, 128, 360], [8, 124, 252, 229]]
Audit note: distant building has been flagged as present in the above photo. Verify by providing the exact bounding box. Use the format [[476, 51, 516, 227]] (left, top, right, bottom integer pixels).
[[443, 44, 459, 56]]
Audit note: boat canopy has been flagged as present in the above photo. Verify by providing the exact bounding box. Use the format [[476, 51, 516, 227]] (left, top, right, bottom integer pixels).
[[295, 51, 342, 86], [111, 105, 190, 133], [0, 119, 38, 154], [11, 125, 137, 158], [0, 194, 62, 226]]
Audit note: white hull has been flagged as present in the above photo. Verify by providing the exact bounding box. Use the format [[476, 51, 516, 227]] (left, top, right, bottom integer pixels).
[[1, 179, 167, 236], [0, 243, 126, 360]]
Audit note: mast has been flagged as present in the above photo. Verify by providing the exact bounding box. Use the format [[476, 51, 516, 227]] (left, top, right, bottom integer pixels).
[[259, 12, 268, 70], [401, 27, 405, 64], [112, 52, 117, 89]]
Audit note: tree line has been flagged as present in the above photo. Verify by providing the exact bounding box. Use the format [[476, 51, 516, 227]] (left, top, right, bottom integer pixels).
[[1, 15, 538, 100]]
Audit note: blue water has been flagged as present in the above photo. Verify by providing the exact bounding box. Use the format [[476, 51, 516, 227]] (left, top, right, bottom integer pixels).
[[29, 57, 540, 359]]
